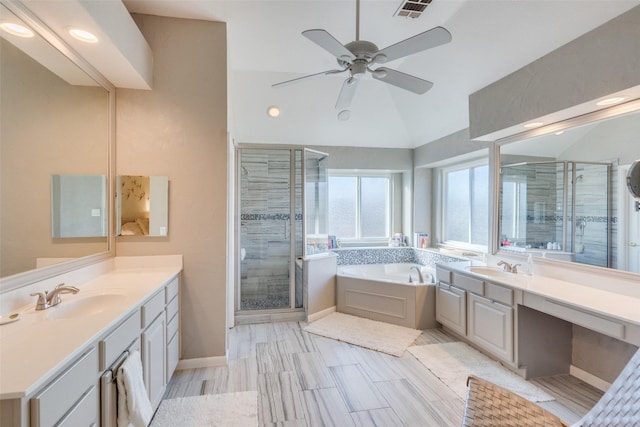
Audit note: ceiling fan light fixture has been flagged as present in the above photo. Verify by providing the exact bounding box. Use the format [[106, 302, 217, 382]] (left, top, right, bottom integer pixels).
[[372, 69, 387, 78], [338, 110, 351, 121], [372, 54, 388, 64]]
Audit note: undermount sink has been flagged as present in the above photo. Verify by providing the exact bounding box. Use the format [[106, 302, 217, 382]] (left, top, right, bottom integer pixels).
[[46, 293, 127, 320], [465, 266, 514, 278]]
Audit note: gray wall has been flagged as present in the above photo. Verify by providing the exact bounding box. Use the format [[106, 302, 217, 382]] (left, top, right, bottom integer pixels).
[[116, 14, 228, 360], [316, 146, 413, 171], [469, 6, 640, 139]]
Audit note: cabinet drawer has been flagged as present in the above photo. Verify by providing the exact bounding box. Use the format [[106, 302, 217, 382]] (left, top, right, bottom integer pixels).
[[142, 290, 165, 329], [452, 273, 484, 295], [167, 310, 179, 342], [165, 276, 179, 303], [31, 348, 98, 427], [56, 386, 98, 427], [166, 295, 179, 322], [544, 299, 625, 339], [167, 333, 179, 380], [100, 310, 140, 370], [435, 266, 452, 284], [485, 282, 513, 306]]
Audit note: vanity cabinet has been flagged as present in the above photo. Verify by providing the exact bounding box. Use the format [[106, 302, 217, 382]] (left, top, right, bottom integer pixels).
[[435, 267, 516, 364], [24, 275, 181, 427]]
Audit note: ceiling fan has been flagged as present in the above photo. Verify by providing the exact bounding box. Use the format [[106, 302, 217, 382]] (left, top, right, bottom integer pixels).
[[273, 0, 452, 113]]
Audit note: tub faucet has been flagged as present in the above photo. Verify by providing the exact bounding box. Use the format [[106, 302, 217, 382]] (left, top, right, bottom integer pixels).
[[30, 283, 79, 310], [410, 266, 424, 283]]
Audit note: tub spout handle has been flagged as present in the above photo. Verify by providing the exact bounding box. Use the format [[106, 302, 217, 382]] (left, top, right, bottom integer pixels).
[[410, 265, 424, 283]]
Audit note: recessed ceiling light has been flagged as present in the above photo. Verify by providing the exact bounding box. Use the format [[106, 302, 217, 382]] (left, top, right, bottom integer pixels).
[[0, 22, 34, 38], [523, 122, 545, 129], [596, 96, 626, 106], [69, 28, 98, 43], [267, 106, 280, 118], [555, 130, 565, 136]]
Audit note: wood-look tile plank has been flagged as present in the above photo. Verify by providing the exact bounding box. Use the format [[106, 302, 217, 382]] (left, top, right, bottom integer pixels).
[[351, 408, 406, 427], [412, 328, 458, 346], [162, 378, 204, 399], [258, 371, 306, 424], [312, 335, 361, 367], [292, 352, 335, 390], [257, 342, 294, 374], [375, 378, 462, 427], [226, 356, 258, 393], [260, 420, 309, 427], [201, 366, 231, 395], [329, 364, 389, 412], [351, 347, 406, 383], [302, 388, 356, 427]]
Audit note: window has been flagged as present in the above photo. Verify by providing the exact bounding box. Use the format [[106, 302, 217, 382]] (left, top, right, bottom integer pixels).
[[442, 162, 488, 248], [328, 173, 391, 241]]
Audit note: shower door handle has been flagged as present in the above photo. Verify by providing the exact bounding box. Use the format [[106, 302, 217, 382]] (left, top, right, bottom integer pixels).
[[630, 242, 638, 247]]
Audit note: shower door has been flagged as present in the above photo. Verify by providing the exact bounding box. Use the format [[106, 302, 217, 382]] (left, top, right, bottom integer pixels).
[[237, 148, 302, 311]]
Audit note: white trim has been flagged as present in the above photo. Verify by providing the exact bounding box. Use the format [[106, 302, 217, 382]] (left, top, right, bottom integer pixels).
[[307, 306, 336, 323], [569, 364, 611, 392], [176, 355, 228, 370]]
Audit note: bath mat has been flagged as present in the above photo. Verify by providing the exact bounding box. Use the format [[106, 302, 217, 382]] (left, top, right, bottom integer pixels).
[[150, 391, 258, 426], [303, 312, 421, 357], [408, 342, 554, 403]]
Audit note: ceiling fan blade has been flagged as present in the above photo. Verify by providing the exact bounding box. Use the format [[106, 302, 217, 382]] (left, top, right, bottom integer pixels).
[[373, 26, 452, 64], [335, 77, 360, 110], [371, 67, 433, 94], [302, 29, 356, 62], [272, 68, 347, 88]]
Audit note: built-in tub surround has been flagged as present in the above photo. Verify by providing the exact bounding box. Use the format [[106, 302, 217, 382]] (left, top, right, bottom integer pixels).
[[337, 263, 438, 329], [333, 247, 464, 267], [0, 255, 182, 399]]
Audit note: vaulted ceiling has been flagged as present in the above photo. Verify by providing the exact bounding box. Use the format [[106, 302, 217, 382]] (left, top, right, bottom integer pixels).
[[123, 1, 638, 148]]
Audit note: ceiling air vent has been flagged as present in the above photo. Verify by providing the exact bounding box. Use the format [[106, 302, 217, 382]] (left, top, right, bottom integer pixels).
[[394, 0, 432, 18]]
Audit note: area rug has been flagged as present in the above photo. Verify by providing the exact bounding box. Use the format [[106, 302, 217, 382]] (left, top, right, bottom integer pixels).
[[408, 342, 554, 402], [151, 391, 258, 426], [303, 312, 421, 357]]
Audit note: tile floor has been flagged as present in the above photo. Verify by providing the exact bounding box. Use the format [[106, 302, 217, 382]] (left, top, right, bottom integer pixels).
[[162, 322, 602, 426]]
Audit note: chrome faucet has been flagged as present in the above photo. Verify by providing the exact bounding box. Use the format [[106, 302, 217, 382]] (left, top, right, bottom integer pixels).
[[30, 283, 79, 310], [497, 261, 521, 273], [410, 266, 424, 283]]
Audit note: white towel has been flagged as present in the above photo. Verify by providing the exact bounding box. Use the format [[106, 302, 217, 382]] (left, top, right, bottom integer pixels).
[[117, 350, 154, 427]]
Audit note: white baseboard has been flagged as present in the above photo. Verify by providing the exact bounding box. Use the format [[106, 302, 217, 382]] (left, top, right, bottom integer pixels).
[[307, 306, 336, 323], [177, 355, 228, 370], [570, 365, 611, 392]]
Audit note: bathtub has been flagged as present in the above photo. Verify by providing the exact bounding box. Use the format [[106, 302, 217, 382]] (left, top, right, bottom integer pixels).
[[337, 263, 437, 330]]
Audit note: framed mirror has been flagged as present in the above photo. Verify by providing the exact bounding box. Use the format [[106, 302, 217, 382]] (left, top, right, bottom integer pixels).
[[497, 104, 640, 274], [0, 2, 113, 287], [117, 176, 169, 237]]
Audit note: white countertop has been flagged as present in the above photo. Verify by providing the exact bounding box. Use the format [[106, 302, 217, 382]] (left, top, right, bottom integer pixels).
[[0, 264, 181, 400], [441, 261, 640, 327]]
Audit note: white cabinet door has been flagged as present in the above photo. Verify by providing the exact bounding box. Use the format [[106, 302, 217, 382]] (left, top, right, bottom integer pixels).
[[142, 313, 166, 410], [436, 283, 466, 336], [467, 293, 513, 363]]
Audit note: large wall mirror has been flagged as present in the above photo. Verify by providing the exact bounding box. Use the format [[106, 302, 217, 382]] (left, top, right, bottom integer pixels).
[[497, 104, 640, 274], [0, 3, 112, 285]]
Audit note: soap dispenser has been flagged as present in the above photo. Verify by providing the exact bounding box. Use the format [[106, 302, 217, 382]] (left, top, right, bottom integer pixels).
[[526, 253, 534, 276]]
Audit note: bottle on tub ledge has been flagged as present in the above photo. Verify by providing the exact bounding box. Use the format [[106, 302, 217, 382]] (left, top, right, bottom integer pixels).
[[388, 233, 405, 247]]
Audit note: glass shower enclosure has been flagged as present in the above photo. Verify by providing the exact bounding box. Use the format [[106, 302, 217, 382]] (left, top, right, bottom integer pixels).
[[237, 147, 328, 313], [500, 161, 611, 268]]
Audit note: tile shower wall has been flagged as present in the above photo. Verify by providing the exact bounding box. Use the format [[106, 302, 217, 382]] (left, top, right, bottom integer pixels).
[[240, 150, 292, 310]]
